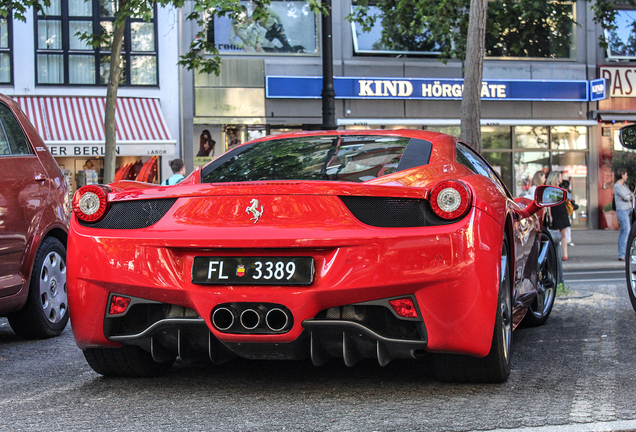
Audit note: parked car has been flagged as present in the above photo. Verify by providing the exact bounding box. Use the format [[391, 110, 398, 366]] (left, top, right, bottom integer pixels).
[[617, 125, 636, 311], [68, 130, 564, 382], [0, 93, 69, 338]]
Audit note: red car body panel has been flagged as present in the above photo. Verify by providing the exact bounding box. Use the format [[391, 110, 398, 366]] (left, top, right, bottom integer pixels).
[[68, 129, 545, 362], [0, 94, 69, 316]]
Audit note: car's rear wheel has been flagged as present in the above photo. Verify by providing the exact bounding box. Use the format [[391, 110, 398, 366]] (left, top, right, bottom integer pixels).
[[433, 232, 512, 383], [522, 229, 558, 326], [83, 346, 175, 377], [8, 237, 69, 339], [625, 222, 636, 312]]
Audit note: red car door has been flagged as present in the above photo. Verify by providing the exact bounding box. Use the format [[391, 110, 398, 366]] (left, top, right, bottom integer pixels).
[[0, 104, 48, 298]]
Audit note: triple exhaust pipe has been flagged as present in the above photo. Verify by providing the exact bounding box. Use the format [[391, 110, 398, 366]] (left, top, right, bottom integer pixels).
[[212, 304, 291, 333]]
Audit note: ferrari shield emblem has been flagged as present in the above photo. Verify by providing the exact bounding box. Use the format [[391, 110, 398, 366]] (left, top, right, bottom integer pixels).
[[245, 199, 264, 223]]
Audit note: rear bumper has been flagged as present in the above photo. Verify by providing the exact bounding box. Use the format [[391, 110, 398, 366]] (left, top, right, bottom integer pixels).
[[68, 208, 502, 358], [102, 298, 429, 366]]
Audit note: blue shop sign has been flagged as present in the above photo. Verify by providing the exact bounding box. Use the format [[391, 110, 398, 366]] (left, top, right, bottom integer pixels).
[[266, 76, 591, 102], [590, 78, 608, 101]]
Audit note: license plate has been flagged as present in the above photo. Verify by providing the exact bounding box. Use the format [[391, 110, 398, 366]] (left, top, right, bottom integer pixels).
[[192, 256, 314, 285]]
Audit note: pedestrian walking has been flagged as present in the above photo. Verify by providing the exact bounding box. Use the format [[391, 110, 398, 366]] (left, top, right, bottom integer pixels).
[[560, 178, 578, 247], [614, 168, 633, 261], [547, 171, 570, 261], [162, 159, 186, 186]]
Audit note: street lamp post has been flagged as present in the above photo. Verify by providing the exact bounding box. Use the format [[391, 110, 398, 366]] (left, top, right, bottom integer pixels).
[[321, 0, 337, 130]]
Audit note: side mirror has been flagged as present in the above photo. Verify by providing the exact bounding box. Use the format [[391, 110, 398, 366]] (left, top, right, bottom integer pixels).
[[536, 185, 565, 207], [619, 124, 636, 150], [518, 185, 566, 219]]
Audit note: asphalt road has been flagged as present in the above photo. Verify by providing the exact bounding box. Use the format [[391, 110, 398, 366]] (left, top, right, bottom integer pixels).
[[2, 273, 636, 432]]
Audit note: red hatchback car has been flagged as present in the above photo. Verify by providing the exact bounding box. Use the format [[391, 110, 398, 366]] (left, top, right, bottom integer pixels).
[[69, 130, 564, 382], [0, 94, 70, 338]]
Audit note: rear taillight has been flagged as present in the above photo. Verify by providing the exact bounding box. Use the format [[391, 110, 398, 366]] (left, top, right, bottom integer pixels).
[[429, 180, 472, 220], [73, 185, 110, 222]]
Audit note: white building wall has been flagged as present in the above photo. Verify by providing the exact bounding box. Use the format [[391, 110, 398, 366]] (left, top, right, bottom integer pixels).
[[0, 6, 181, 181]]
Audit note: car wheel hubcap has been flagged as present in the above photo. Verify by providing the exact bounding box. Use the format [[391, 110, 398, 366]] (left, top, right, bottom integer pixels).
[[533, 234, 556, 318], [630, 238, 636, 298], [500, 247, 512, 362], [39, 251, 67, 324]]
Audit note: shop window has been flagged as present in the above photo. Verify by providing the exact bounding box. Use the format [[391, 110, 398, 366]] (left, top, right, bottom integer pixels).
[[481, 126, 511, 149], [551, 151, 588, 228], [35, 0, 157, 86], [206, 1, 318, 55], [550, 126, 587, 150], [514, 151, 549, 197], [424, 126, 460, 137], [486, 1, 575, 59], [605, 9, 636, 59], [514, 126, 549, 149]]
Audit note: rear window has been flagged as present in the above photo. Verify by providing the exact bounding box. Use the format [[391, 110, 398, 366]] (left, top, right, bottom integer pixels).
[[201, 135, 423, 183]]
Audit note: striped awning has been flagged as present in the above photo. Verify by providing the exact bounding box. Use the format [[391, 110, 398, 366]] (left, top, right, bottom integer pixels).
[[13, 96, 175, 144]]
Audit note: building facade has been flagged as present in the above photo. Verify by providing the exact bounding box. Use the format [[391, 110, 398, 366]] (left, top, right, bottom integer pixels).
[[178, 0, 636, 230], [0, 0, 181, 192]]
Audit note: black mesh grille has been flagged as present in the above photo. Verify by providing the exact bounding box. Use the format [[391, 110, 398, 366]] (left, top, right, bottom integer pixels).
[[339, 196, 456, 227], [78, 198, 177, 229]]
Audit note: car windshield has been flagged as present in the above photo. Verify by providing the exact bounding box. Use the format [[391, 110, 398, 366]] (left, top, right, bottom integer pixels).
[[201, 135, 414, 183]]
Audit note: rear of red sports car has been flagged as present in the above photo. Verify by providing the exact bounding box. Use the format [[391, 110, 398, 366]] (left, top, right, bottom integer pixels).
[[68, 130, 547, 382]]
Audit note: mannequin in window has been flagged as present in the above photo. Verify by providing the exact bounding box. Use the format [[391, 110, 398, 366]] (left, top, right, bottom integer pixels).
[[197, 130, 216, 157]]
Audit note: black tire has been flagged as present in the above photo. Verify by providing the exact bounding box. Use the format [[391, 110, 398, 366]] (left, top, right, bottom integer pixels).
[[84, 345, 175, 377], [522, 229, 558, 327], [8, 237, 69, 339], [434, 233, 512, 383], [625, 222, 636, 312]]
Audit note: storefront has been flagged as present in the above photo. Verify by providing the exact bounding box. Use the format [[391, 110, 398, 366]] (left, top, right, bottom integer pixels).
[[187, 54, 602, 228], [596, 65, 636, 229], [14, 96, 176, 195]]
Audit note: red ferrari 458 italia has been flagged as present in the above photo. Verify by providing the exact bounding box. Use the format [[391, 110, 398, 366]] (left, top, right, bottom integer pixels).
[[68, 130, 564, 382]]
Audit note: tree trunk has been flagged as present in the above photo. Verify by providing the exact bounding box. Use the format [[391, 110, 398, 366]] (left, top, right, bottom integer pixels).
[[102, 18, 126, 184], [460, 0, 488, 153]]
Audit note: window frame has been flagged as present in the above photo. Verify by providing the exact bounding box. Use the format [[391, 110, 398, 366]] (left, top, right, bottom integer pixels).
[[350, 0, 576, 60], [605, 8, 636, 60], [485, 0, 577, 60], [206, 0, 320, 56], [34, 0, 159, 86], [0, 15, 13, 85], [350, 3, 441, 56]]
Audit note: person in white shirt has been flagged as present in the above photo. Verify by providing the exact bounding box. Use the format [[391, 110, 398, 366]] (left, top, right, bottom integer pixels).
[[614, 169, 634, 261]]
